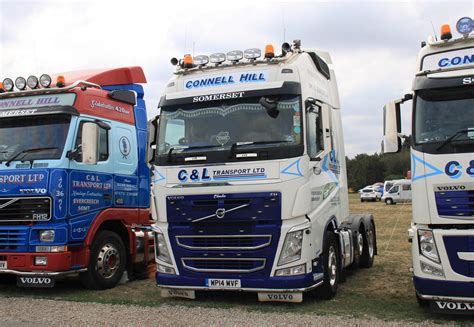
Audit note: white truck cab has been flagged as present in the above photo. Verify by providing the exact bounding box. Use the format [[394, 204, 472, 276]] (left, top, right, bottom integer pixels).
[[383, 17, 474, 313], [150, 40, 377, 302]]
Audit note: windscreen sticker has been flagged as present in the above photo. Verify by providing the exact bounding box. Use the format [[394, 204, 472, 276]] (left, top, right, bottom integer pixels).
[[168, 164, 280, 183], [185, 71, 268, 90], [0, 94, 75, 111]]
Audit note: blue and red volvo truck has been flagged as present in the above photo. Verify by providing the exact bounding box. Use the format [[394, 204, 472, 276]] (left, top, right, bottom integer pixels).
[[0, 67, 153, 289]]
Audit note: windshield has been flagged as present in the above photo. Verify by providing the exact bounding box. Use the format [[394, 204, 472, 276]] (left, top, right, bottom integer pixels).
[[0, 114, 71, 163], [414, 86, 474, 152], [157, 95, 303, 164]]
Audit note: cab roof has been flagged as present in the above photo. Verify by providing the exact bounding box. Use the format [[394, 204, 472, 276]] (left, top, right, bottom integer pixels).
[[51, 66, 147, 87]]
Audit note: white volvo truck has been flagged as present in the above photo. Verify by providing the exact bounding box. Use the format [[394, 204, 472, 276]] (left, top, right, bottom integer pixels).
[[149, 40, 376, 302], [383, 17, 474, 313]]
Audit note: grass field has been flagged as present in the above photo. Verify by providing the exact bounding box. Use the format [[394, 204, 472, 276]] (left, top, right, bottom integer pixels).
[[0, 194, 469, 323]]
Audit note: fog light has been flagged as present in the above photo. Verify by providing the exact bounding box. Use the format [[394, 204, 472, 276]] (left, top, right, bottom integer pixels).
[[275, 263, 306, 276], [157, 264, 176, 275], [40, 230, 55, 242], [34, 256, 48, 266], [420, 261, 444, 277]]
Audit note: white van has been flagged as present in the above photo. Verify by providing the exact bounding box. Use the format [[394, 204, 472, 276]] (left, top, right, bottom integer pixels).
[[382, 180, 412, 205]]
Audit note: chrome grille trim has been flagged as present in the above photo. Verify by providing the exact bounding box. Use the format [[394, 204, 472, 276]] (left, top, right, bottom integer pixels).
[[0, 197, 52, 222], [176, 235, 272, 250], [181, 257, 266, 273]]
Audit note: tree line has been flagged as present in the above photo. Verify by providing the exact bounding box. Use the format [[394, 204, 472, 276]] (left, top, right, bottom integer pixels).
[[345, 136, 410, 192]]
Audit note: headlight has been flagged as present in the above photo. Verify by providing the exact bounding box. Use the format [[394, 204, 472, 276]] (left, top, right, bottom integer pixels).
[[155, 232, 172, 264], [278, 230, 304, 266], [418, 230, 440, 263], [39, 230, 55, 242]]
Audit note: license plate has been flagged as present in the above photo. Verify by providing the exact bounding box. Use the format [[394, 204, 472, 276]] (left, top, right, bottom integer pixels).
[[0, 261, 6, 270], [17, 276, 55, 288], [206, 278, 241, 289], [161, 288, 195, 299]]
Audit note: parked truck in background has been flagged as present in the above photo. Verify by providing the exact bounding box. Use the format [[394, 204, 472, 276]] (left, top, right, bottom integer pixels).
[[149, 40, 377, 302], [0, 67, 153, 289], [383, 17, 474, 313]]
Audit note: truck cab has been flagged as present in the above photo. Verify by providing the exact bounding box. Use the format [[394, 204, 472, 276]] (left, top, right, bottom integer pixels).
[[150, 41, 376, 302], [0, 67, 153, 289], [383, 17, 474, 313]]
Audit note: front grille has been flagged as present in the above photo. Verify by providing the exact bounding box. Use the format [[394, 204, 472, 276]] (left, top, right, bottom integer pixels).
[[0, 227, 28, 251], [443, 235, 474, 277], [176, 235, 272, 250], [181, 257, 266, 273], [0, 197, 51, 222]]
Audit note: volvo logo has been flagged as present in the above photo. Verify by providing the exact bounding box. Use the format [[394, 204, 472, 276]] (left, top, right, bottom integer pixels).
[[216, 208, 226, 219]]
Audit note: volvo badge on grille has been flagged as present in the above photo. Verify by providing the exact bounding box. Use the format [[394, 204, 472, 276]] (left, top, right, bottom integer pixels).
[[216, 208, 226, 219], [192, 203, 250, 223]]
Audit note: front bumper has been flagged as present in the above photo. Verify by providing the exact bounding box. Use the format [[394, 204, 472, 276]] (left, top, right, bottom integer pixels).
[[156, 271, 323, 292], [414, 276, 474, 301], [0, 251, 87, 276]]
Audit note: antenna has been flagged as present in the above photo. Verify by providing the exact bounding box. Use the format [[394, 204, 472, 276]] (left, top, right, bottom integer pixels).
[[430, 20, 438, 41], [282, 8, 286, 42], [183, 25, 188, 53]]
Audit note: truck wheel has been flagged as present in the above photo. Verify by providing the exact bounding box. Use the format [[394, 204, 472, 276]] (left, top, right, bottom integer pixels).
[[360, 199, 364, 203], [385, 198, 393, 205], [318, 232, 340, 299], [80, 230, 126, 290], [360, 224, 375, 268]]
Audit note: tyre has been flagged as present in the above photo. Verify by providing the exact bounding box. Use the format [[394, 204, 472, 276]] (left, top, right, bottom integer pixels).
[[80, 230, 126, 290], [318, 232, 340, 299], [385, 198, 394, 205], [360, 224, 375, 268], [360, 199, 364, 202]]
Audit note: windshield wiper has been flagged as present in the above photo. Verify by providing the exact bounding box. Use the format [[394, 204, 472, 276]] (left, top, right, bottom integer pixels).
[[436, 129, 473, 151], [5, 147, 59, 167], [229, 140, 292, 158]]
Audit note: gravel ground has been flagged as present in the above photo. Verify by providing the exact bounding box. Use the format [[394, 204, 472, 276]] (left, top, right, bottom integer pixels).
[[0, 297, 446, 327]]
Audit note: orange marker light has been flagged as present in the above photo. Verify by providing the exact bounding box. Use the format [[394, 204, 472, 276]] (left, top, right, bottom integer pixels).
[[440, 24, 452, 40], [56, 75, 66, 87], [183, 54, 193, 68], [265, 44, 275, 59]]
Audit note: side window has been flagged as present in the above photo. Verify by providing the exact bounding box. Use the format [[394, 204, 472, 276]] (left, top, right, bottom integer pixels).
[[306, 103, 324, 158], [75, 122, 109, 162], [402, 184, 411, 191], [389, 185, 400, 194]]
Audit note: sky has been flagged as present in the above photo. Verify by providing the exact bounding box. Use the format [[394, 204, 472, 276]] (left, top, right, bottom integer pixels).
[[1, 0, 473, 157]]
